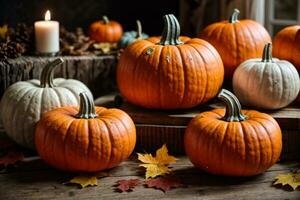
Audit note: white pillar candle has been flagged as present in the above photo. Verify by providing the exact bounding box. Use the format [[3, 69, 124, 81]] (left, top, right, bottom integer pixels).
[[34, 10, 59, 54]]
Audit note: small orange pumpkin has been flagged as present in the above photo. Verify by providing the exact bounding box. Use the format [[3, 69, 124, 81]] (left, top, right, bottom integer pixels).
[[199, 9, 271, 79], [89, 16, 123, 43], [273, 25, 300, 72], [184, 89, 282, 176], [35, 92, 136, 172], [117, 14, 224, 109]]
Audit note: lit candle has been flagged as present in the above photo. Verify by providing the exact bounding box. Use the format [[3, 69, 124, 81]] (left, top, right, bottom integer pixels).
[[34, 10, 59, 55]]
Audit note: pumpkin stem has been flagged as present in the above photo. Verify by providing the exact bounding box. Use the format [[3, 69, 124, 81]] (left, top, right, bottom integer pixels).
[[229, 8, 240, 23], [136, 20, 142, 39], [157, 14, 184, 46], [217, 89, 247, 122], [40, 58, 64, 88], [262, 43, 273, 62], [76, 92, 98, 119], [103, 16, 109, 24]]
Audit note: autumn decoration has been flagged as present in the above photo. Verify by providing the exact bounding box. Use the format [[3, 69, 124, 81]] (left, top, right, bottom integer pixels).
[[117, 14, 224, 109], [199, 8, 271, 79], [118, 20, 149, 49], [233, 43, 300, 109], [273, 25, 300, 72], [0, 58, 92, 149], [89, 16, 123, 43], [184, 89, 282, 176], [35, 92, 136, 172]]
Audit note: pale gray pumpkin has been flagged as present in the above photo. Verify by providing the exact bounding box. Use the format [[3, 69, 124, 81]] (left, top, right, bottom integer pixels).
[[233, 43, 300, 109], [0, 58, 93, 149], [118, 20, 148, 49]]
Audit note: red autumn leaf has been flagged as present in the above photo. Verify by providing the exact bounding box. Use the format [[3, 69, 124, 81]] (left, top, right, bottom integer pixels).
[[0, 150, 24, 167], [145, 177, 182, 192], [117, 179, 141, 192]]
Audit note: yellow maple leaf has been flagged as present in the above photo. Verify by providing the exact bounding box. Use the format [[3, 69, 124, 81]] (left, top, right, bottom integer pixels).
[[68, 174, 98, 188], [273, 172, 300, 190], [138, 144, 178, 179]]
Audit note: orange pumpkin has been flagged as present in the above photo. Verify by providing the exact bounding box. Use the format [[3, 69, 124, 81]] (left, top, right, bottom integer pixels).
[[117, 14, 224, 109], [89, 16, 123, 43], [273, 25, 300, 72], [199, 9, 271, 79], [184, 89, 282, 176], [35, 92, 136, 172]]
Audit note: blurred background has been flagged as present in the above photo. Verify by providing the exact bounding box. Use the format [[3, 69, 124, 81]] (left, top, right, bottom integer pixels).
[[0, 0, 298, 36]]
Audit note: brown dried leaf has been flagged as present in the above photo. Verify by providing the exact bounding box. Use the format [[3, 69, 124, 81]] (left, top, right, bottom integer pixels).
[[145, 177, 182, 192], [116, 179, 141, 192]]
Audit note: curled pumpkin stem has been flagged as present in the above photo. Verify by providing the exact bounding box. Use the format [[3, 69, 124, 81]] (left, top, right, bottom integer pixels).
[[218, 89, 247, 122], [229, 8, 240, 23], [102, 16, 109, 24], [136, 20, 142, 39], [157, 14, 183, 46], [76, 92, 98, 119], [262, 43, 273, 62], [40, 58, 64, 88]]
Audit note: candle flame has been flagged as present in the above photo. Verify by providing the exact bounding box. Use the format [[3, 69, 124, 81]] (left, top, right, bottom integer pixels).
[[45, 10, 51, 21]]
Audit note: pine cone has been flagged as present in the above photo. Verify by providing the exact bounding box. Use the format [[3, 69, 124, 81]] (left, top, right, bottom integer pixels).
[[9, 23, 34, 54], [0, 41, 25, 59]]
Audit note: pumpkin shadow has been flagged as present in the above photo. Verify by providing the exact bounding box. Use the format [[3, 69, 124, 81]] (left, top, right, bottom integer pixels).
[[172, 167, 265, 188]]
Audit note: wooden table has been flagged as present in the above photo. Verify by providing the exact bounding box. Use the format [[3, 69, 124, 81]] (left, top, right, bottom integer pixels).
[[0, 155, 299, 200]]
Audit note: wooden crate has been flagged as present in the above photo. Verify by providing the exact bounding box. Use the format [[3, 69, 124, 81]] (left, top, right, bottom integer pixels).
[[95, 95, 300, 161], [0, 55, 118, 99]]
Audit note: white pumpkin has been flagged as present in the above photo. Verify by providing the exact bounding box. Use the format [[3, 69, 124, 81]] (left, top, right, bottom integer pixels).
[[0, 58, 93, 149], [233, 43, 300, 109]]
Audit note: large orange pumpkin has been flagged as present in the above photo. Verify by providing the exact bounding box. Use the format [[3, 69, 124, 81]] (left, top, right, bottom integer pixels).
[[273, 25, 300, 72], [117, 14, 224, 109], [184, 89, 282, 176], [199, 9, 271, 79], [89, 16, 123, 43], [35, 92, 136, 172]]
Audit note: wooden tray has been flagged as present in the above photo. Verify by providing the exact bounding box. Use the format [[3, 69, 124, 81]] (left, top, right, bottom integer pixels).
[[95, 94, 300, 161], [0, 55, 118, 99]]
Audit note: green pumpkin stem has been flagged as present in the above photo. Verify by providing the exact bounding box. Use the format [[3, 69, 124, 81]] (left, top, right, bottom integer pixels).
[[229, 8, 240, 23], [103, 16, 109, 24], [76, 92, 98, 119], [40, 58, 64, 88], [218, 89, 247, 122], [262, 43, 273, 62], [136, 20, 142, 39], [157, 14, 183, 46]]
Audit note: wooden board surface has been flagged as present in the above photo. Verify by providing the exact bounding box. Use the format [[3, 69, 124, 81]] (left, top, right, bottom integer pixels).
[[0, 55, 118, 99], [0, 155, 299, 200], [95, 94, 300, 160]]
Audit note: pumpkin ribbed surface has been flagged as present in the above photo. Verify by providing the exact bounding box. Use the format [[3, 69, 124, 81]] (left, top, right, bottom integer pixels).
[[117, 14, 224, 109], [184, 89, 282, 176], [199, 9, 271, 79], [273, 25, 300, 72], [35, 106, 136, 172], [0, 59, 92, 149]]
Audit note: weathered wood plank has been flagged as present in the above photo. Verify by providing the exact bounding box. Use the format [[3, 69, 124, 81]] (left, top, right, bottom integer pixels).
[[0, 157, 299, 200], [94, 95, 300, 160], [0, 55, 118, 99]]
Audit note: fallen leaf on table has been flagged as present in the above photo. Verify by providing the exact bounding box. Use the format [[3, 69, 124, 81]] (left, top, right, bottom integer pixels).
[[145, 177, 182, 192], [116, 179, 141, 192], [138, 144, 178, 179], [64, 171, 111, 188], [0, 150, 24, 167], [66, 174, 98, 188], [273, 171, 300, 190]]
